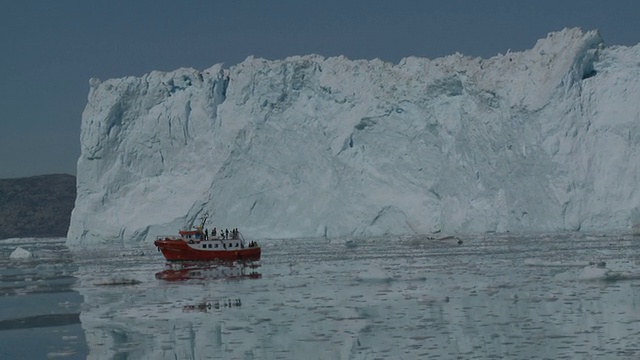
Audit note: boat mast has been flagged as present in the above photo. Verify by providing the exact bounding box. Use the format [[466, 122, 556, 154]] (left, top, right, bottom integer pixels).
[[196, 212, 209, 232]]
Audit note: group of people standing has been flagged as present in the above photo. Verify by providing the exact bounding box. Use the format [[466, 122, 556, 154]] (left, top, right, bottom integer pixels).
[[203, 227, 240, 241]]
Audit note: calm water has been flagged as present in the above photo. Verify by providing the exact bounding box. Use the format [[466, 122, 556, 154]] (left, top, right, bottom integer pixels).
[[2, 233, 640, 359]]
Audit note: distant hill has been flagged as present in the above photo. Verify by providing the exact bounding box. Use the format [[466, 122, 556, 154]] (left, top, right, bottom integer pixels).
[[0, 174, 76, 240]]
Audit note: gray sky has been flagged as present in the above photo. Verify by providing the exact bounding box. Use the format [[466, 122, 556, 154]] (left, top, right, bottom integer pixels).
[[1, 0, 639, 179]]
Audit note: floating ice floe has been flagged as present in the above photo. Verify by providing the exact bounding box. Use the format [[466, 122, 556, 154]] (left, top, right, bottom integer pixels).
[[579, 264, 640, 282], [554, 259, 640, 282], [10, 247, 34, 259]]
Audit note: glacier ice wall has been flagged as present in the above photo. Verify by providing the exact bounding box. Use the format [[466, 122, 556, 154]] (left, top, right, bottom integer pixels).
[[67, 28, 640, 245]]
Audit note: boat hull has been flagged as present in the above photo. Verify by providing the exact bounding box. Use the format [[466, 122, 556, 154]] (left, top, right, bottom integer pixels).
[[154, 239, 261, 261]]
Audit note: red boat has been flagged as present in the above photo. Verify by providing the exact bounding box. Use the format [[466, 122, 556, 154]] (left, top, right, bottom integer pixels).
[[154, 213, 261, 261]]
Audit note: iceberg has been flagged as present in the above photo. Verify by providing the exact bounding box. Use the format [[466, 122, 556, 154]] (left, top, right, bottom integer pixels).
[[10, 246, 34, 259], [67, 28, 640, 246]]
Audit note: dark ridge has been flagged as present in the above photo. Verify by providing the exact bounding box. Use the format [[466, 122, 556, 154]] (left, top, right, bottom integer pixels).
[[0, 174, 76, 240], [582, 69, 597, 79]]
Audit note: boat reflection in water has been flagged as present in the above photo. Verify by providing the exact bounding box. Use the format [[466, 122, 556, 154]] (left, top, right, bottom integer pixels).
[[155, 260, 261, 282]]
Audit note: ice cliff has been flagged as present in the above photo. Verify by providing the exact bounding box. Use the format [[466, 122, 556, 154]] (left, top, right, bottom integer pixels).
[[67, 28, 640, 245]]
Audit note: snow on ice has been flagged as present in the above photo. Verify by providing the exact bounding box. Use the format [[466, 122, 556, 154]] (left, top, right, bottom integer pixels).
[[67, 28, 640, 246]]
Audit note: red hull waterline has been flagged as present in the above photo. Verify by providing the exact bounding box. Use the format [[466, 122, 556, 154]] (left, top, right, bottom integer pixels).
[[154, 238, 261, 261]]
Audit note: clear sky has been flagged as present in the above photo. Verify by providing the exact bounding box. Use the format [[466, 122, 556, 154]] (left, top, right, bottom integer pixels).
[[1, 0, 639, 179]]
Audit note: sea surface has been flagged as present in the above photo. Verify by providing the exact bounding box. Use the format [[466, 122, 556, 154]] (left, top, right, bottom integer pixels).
[[2, 233, 640, 359]]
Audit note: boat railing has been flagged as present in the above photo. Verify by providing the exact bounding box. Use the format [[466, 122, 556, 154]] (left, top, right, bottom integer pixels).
[[238, 232, 260, 248]]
